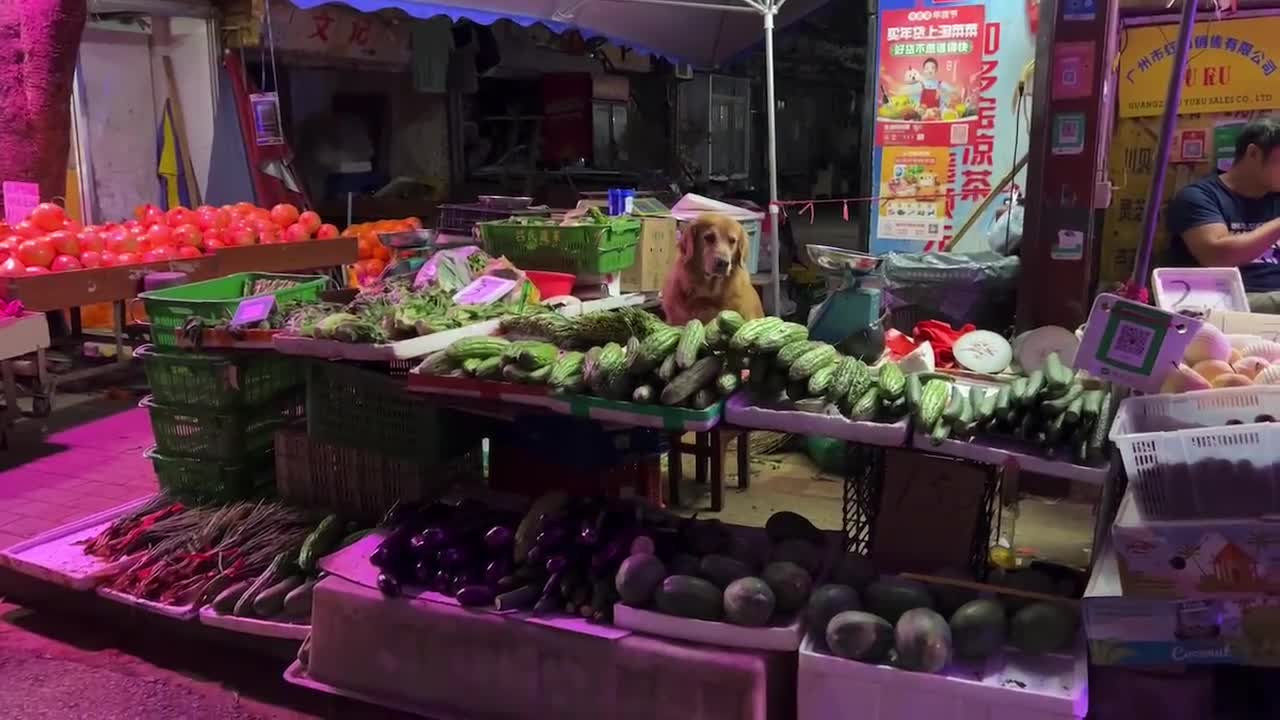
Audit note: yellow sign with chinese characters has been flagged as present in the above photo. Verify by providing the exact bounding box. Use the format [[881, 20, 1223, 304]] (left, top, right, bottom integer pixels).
[[1118, 18, 1280, 118]]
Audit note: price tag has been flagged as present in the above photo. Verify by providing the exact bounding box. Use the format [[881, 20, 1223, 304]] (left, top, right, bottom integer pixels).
[[453, 276, 516, 306], [3, 181, 40, 226], [1074, 293, 1201, 392], [230, 294, 276, 328]]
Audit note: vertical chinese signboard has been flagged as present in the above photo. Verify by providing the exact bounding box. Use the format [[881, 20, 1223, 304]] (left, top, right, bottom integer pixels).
[[871, 0, 1037, 255], [1100, 15, 1280, 285]]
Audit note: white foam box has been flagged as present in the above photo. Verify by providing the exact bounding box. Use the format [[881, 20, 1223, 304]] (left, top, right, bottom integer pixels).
[[306, 575, 792, 720], [798, 634, 1087, 720]]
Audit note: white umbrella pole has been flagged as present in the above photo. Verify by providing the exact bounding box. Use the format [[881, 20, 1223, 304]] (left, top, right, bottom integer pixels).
[[763, 3, 781, 314]]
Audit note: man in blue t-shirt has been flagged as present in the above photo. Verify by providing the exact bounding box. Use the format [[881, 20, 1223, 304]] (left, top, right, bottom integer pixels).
[[1167, 118, 1280, 309]]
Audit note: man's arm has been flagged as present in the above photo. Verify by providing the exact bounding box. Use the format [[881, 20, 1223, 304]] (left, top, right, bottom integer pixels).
[[1171, 184, 1280, 267]]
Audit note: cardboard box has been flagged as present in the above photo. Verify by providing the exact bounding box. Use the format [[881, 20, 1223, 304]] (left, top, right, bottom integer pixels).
[[1084, 541, 1280, 667], [1111, 492, 1280, 599], [620, 216, 678, 292]]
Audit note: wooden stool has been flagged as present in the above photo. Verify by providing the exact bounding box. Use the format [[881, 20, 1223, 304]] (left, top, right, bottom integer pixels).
[[666, 427, 750, 511]]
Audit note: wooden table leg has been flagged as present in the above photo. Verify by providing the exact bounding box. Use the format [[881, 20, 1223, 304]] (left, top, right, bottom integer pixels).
[[695, 431, 709, 485], [737, 430, 750, 489], [667, 432, 683, 508], [710, 430, 724, 512]]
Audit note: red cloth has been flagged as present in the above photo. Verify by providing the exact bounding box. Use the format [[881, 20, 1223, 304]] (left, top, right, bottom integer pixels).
[[915, 320, 975, 369]]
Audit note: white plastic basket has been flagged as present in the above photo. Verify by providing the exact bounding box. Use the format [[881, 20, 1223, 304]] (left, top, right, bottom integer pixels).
[[1109, 386, 1280, 519]]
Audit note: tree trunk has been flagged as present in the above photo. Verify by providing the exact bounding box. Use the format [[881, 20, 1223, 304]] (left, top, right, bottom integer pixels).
[[0, 0, 86, 204]]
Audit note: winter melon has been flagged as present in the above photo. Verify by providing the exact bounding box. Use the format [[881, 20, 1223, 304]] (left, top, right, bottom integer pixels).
[[895, 608, 952, 673], [723, 577, 776, 627], [761, 561, 813, 614], [826, 611, 894, 663]]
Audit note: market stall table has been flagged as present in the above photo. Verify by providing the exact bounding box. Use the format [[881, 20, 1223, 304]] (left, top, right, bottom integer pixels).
[[0, 311, 51, 445]]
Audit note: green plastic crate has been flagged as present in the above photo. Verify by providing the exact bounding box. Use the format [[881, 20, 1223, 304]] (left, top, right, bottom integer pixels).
[[477, 218, 639, 275], [138, 345, 303, 410], [306, 361, 446, 459], [139, 272, 330, 347], [146, 447, 275, 504], [143, 392, 305, 461]]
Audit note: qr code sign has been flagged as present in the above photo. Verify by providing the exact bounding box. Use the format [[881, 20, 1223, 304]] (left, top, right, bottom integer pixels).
[[1108, 321, 1154, 366]]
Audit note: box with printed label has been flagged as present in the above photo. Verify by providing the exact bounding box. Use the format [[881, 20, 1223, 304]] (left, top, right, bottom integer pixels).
[[1111, 493, 1280, 599], [1085, 542, 1280, 668]]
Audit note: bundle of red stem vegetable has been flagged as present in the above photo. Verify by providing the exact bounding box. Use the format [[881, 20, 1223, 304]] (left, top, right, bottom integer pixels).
[[83, 495, 188, 561], [103, 501, 316, 606]]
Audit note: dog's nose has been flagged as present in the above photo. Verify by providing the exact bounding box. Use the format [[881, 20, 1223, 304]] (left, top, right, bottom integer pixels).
[[712, 257, 731, 274]]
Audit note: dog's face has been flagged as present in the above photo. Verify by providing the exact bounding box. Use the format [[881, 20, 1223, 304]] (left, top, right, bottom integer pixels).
[[680, 214, 745, 279]]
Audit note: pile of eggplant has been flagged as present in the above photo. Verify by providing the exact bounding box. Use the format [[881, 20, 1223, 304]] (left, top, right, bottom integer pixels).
[[370, 494, 665, 624]]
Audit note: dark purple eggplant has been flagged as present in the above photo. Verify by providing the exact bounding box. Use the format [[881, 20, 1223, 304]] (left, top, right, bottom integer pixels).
[[526, 545, 548, 567], [578, 526, 600, 546], [543, 571, 564, 598], [532, 594, 560, 616], [590, 540, 627, 574], [536, 525, 568, 548], [544, 555, 569, 575], [439, 547, 469, 570], [421, 526, 449, 550], [456, 567, 484, 586], [630, 536, 655, 556], [376, 572, 400, 596], [455, 584, 496, 607], [484, 526, 515, 550], [370, 545, 393, 569], [431, 569, 453, 594], [414, 559, 435, 584], [495, 575, 522, 594], [485, 559, 511, 586]]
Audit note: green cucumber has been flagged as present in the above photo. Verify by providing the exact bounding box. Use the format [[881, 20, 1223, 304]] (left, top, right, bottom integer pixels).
[[942, 385, 965, 423], [1024, 370, 1045, 402], [1081, 389, 1103, 421], [1010, 377, 1028, 406], [930, 417, 951, 445], [905, 373, 924, 409], [1064, 394, 1085, 426], [1041, 383, 1084, 417]]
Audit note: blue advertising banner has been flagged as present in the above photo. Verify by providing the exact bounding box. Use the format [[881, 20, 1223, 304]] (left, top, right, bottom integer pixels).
[[870, 0, 1038, 254]]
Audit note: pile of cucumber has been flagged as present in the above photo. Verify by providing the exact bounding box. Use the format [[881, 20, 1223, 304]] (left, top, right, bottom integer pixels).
[[906, 352, 1115, 464]]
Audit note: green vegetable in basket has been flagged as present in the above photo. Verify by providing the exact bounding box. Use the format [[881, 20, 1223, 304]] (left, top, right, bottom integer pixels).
[[299, 514, 342, 573]]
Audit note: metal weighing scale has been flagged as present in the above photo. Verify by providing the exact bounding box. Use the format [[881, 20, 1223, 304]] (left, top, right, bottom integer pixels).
[[376, 228, 476, 281], [805, 244, 884, 355]]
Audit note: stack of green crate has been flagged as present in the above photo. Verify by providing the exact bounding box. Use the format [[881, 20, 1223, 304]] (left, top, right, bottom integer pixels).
[[137, 273, 328, 503]]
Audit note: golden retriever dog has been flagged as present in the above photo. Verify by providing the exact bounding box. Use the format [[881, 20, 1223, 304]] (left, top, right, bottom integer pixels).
[[662, 213, 765, 326]]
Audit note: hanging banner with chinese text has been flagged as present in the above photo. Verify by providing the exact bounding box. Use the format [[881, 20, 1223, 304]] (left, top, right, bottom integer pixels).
[[872, 0, 1037, 254], [267, 3, 411, 67], [1118, 17, 1280, 118]]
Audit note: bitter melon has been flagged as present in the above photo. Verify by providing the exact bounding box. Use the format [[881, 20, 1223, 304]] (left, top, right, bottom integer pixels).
[[675, 319, 706, 369]]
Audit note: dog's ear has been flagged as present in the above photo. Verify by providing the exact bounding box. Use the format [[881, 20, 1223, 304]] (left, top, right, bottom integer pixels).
[[732, 227, 746, 269], [678, 223, 697, 261]]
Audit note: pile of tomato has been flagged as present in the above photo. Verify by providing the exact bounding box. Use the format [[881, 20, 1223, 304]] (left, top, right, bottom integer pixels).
[[0, 202, 341, 277], [344, 217, 423, 287]]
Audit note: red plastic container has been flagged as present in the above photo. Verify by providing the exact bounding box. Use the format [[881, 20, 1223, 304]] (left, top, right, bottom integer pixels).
[[525, 270, 575, 298]]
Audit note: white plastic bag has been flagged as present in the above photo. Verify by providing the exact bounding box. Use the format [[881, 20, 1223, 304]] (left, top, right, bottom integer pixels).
[[987, 203, 1024, 256]]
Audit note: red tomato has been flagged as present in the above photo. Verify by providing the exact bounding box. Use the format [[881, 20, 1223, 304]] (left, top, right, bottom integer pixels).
[[146, 224, 174, 247], [270, 203, 300, 227], [204, 238, 226, 251], [259, 229, 280, 245], [62, 218, 83, 233], [232, 201, 256, 216], [14, 220, 42, 239], [77, 229, 104, 253], [17, 238, 54, 267], [30, 203, 66, 232], [105, 228, 129, 253], [173, 224, 202, 247], [24, 266, 49, 275], [0, 235, 20, 255], [115, 252, 138, 266], [283, 223, 311, 243], [316, 223, 340, 239], [176, 245, 202, 259], [48, 230, 79, 256], [213, 208, 231, 229], [165, 207, 193, 228], [79, 250, 102, 268], [99, 251, 117, 267], [1, 257, 25, 276], [405, 216, 424, 230], [201, 229, 223, 246], [297, 210, 323, 234], [229, 228, 257, 247], [50, 254, 82, 272]]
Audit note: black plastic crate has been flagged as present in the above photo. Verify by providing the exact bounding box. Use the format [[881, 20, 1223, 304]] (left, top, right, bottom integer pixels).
[[437, 204, 548, 236]]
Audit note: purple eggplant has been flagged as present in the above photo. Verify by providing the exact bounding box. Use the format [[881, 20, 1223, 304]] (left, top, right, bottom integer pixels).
[[370, 545, 393, 569], [455, 584, 496, 608], [414, 559, 436, 584], [439, 546, 469, 570], [590, 540, 627, 574], [484, 526, 515, 550], [431, 569, 453, 594], [544, 554, 569, 575], [485, 559, 512, 586], [629, 535, 655, 556], [421, 526, 449, 549], [527, 545, 548, 567], [578, 526, 600, 546], [536, 525, 567, 548], [376, 572, 400, 597]]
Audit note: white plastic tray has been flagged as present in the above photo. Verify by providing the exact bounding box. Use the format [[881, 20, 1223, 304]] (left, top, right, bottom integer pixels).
[[911, 432, 1110, 485], [198, 606, 310, 641], [613, 603, 803, 651], [0, 495, 157, 590], [1151, 267, 1248, 315], [97, 586, 200, 620], [724, 391, 910, 447], [273, 319, 503, 361], [797, 634, 1088, 720]]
